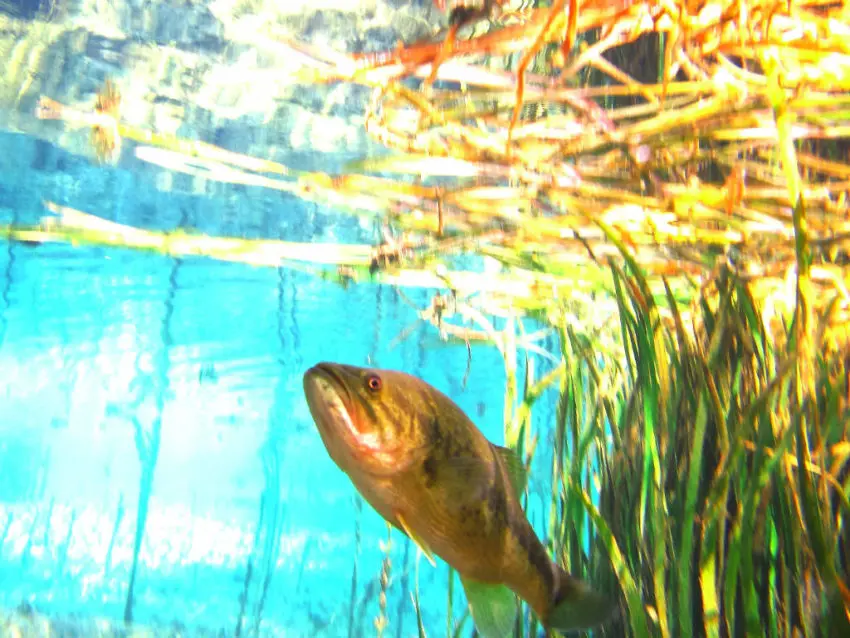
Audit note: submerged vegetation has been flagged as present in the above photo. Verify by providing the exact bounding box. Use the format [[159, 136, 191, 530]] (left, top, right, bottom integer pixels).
[[548, 262, 850, 637], [3, 0, 849, 636]]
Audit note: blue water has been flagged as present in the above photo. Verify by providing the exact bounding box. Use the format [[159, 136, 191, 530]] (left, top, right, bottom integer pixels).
[[0, 127, 568, 636]]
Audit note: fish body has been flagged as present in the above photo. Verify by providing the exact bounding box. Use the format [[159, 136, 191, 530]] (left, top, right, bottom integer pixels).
[[303, 362, 614, 637]]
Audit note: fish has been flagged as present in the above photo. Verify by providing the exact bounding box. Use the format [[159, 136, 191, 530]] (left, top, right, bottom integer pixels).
[[302, 362, 616, 638]]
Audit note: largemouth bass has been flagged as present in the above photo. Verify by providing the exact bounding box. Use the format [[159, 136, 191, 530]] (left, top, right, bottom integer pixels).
[[303, 362, 615, 637]]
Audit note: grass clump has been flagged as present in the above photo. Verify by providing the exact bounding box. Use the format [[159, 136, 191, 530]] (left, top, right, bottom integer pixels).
[[547, 260, 850, 637]]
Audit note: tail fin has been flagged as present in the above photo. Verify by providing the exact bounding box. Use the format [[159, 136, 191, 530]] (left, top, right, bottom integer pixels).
[[546, 568, 616, 633]]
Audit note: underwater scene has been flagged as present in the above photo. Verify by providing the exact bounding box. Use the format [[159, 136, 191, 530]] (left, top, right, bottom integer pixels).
[[0, 0, 849, 637]]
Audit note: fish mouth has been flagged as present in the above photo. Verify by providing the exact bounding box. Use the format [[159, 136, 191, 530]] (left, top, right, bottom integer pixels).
[[303, 362, 418, 477], [303, 362, 403, 474], [303, 363, 356, 440]]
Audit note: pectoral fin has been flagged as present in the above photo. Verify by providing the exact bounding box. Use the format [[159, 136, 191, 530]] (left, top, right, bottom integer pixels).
[[396, 513, 437, 568], [437, 456, 491, 488], [459, 575, 517, 638]]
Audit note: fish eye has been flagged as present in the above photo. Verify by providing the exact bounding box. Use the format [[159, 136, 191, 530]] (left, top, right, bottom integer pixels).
[[366, 374, 382, 392]]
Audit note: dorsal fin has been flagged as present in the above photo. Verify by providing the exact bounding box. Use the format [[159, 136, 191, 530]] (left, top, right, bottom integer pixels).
[[492, 444, 528, 499]]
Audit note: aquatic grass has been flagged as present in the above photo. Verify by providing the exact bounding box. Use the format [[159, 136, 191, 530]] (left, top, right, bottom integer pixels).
[[29, 25, 850, 331], [551, 260, 850, 637], [375, 523, 392, 638]]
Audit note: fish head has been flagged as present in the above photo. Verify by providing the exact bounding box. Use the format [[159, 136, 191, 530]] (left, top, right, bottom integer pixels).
[[303, 362, 433, 477]]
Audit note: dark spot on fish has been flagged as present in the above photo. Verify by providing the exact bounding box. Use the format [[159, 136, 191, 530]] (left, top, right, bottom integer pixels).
[[486, 481, 508, 527], [426, 417, 473, 459], [476, 402, 485, 417], [360, 396, 381, 425], [425, 415, 463, 458], [425, 416, 444, 448], [514, 518, 556, 594], [422, 456, 437, 488]]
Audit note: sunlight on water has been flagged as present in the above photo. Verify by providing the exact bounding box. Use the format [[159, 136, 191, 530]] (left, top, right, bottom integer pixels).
[[0, 147, 555, 633], [0, 2, 570, 634]]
